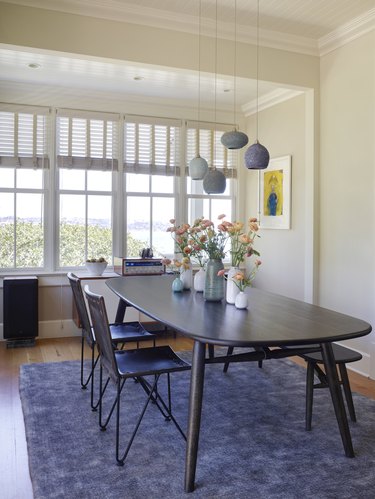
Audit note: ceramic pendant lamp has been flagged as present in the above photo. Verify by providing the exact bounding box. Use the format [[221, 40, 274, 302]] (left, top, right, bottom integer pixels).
[[203, 0, 227, 194], [189, 0, 209, 180], [221, 0, 249, 151], [245, 0, 270, 170]]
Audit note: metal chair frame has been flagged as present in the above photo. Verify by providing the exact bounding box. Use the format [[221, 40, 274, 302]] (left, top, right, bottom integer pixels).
[[84, 285, 190, 466], [67, 272, 156, 410]]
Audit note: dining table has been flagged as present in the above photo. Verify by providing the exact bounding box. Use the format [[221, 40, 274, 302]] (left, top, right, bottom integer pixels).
[[106, 274, 372, 493]]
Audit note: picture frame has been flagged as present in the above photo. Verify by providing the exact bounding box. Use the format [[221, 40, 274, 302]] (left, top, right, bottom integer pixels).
[[258, 155, 291, 229]]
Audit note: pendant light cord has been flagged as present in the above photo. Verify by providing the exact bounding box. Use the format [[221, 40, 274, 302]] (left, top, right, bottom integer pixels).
[[255, 0, 260, 141], [198, 0, 202, 128], [214, 0, 218, 171], [233, 0, 237, 130]]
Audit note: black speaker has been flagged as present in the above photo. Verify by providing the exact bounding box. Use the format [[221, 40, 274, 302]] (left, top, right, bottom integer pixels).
[[3, 276, 38, 340]]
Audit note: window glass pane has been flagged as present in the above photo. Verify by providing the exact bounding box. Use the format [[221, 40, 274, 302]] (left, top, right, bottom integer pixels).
[[126, 173, 149, 193], [126, 196, 150, 257], [16, 193, 44, 267], [87, 170, 112, 192], [0, 193, 14, 268], [16, 168, 43, 189], [211, 199, 232, 224], [87, 195, 112, 262], [59, 169, 85, 190], [152, 197, 174, 257], [59, 194, 85, 266], [188, 198, 210, 224], [0, 168, 14, 188], [151, 175, 174, 194]]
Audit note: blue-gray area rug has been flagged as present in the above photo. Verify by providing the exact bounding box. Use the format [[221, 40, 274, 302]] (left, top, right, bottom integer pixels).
[[20, 349, 375, 499]]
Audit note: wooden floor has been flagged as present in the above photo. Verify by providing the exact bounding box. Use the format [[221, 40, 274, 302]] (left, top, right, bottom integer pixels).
[[1, 335, 374, 499]]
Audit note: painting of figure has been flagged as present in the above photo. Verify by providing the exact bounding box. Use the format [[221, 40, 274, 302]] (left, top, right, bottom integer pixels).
[[263, 170, 283, 216], [258, 155, 291, 229]]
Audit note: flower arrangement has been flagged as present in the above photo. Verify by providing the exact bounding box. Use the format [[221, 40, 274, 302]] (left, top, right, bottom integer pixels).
[[225, 217, 260, 267], [166, 214, 260, 267], [218, 259, 262, 291]]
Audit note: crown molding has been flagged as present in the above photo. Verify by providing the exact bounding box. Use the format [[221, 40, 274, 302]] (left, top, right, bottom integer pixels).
[[4, 1, 374, 57], [4, 0, 319, 56], [319, 7, 375, 56], [242, 88, 304, 117]]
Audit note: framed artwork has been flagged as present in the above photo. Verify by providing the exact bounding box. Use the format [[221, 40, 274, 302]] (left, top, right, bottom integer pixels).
[[258, 155, 291, 229]]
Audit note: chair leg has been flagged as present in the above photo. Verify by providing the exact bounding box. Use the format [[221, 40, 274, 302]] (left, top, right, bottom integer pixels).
[[338, 363, 357, 422], [223, 346, 234, 373], [80, 335, 87, 389], [116, 375, 161, 466], [305, 361, 315, 431]]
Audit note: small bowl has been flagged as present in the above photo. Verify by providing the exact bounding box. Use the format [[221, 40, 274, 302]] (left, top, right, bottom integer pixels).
[[85, 261, 108, 276]]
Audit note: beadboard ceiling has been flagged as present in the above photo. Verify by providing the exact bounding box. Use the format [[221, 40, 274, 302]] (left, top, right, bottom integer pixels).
[[1, 0, 374, 112]]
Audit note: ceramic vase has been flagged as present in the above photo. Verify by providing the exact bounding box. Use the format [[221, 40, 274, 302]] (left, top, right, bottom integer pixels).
[[226, 266, 240, 304], [172, 277, 184, 292], [180, 262, 193, 290], [235, 291, 248, 309], [194, 267, 206, 292], [204, 259, 224, 302]]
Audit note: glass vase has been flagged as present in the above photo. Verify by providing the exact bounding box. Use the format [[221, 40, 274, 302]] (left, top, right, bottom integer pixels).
[[204, 259, 224, 302], [180, 262, 193, 290], [226, 266, 240, 304], [172, 276, 184, 292], [194, 267, 206, 292]]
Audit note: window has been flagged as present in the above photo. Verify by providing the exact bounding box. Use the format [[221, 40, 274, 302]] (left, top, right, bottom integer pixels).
[[123, 116, 181, 258], [0, 104, 49, 269], [56, 109, 119, 267], [0, 103, 237, 271], [186, 121, 236, 226]]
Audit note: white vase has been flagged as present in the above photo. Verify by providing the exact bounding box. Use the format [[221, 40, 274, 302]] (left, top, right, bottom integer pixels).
[[226, 266, 240, 304], [180, 262, 193, 290], [194, 267, 206, 292], [235, 291, 248, 309]]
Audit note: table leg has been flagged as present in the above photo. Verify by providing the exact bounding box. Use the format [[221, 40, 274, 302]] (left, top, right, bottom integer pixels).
[[114, 299, 127, 323], [321, 342, 354, 457], [185, 340, 206, 493]]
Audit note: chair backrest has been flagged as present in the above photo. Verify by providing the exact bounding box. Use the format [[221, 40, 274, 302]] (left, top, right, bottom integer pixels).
[[84, 285, 119, 384], [67, 272, 95, 347]]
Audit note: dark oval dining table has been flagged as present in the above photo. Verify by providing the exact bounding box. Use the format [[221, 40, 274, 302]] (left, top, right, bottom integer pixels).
[[107, 274, 372, 493]]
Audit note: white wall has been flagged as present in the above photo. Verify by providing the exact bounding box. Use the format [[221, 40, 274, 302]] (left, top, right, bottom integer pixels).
[[319, 30, 375, 376], [245, 94, 308, 301]]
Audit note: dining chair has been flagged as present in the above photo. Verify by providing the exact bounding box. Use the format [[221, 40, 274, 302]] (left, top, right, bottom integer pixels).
[[67, 272, 156, 410], [84, 285, 190, 466], [301, 343, 362, 430]]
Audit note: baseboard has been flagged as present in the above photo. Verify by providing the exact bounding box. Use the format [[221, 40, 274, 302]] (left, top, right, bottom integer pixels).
[[0, 319, 81, 341]]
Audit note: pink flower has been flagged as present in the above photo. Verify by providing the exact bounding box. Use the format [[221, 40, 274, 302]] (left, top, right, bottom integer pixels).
[[249, 222, 259, 232], [255, 259, 262, 267], [249, 217, 257, 223], [183, 246, 192, 254], [217, 269, 226, 277], [169, 218, 176, 224], [217, 214, 226, 220]]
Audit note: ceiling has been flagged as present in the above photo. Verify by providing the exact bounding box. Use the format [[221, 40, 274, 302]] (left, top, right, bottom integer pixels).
[[1, 0, 374, 113]]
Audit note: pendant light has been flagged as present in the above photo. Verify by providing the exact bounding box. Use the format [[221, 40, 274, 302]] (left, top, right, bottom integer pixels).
[[203, 0, 227, 194], [221, 0, 249, 150], [245, 0, 270, 170], [189, 0, 209, 180]]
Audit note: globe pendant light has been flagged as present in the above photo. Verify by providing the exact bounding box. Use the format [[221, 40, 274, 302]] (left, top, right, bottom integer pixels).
[[203, 0, 226, 194], [245, 0, 270, 170], [221, 0, 248, 151], [189, 0, 209, 180]]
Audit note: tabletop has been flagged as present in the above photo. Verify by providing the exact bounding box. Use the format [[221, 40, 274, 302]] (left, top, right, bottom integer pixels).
[[106, 275, 372, 347]]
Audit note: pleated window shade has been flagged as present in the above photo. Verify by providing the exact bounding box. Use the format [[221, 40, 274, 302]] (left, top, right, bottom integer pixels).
[[0, 104, 50, 169], [123, 115, 181, 176], [56, 109, 119, 171], [186, 121, 237, 178]]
